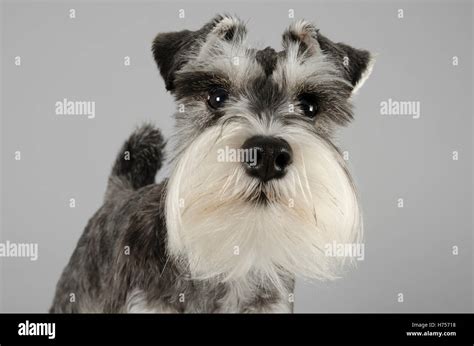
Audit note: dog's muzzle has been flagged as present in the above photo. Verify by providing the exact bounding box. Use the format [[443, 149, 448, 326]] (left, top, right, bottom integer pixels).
[[241, 135, 293, 182]]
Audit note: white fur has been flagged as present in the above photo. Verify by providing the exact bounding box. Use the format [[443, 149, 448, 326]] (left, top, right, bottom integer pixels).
[[125, 283, 291, 313], [283, 19, 321, 54], [351, 54, 376, 95], [126, 290, 178, 313], [165, 112, 363, 294], [273, 41, 352, 95]]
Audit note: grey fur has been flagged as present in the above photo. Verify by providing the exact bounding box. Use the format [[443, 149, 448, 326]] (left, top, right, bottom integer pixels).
[[50, 124, 293, 313], [50, 14, 372, 313]]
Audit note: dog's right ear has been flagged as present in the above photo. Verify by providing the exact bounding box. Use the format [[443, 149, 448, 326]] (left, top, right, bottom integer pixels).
[[152, 14, 247, 91]]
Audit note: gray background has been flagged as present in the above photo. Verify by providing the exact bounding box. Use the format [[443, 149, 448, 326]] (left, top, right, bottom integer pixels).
[[1, 0, 473, 312]]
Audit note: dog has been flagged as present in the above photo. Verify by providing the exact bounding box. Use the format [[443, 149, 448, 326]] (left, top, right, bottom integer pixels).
[[50, 14, 374, 313]]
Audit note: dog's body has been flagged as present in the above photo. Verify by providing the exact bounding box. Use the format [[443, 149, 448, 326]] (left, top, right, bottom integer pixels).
[[50, 127, 293, 312], [51, 14, 373, 313]]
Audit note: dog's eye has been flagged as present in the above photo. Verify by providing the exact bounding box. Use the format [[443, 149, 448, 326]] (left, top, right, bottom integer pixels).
[[207, 88, 229, 109], [298, 93, 318, 118]]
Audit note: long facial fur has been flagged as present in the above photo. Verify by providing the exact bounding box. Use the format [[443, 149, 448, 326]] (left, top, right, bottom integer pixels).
[[159, 15, 371, 292]]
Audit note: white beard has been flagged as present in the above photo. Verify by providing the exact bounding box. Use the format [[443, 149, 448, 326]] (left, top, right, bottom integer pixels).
[[165, 113, 362, 292]]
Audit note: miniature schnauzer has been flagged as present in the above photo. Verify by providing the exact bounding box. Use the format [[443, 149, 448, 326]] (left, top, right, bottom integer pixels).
[[50, 14, 374, 313]]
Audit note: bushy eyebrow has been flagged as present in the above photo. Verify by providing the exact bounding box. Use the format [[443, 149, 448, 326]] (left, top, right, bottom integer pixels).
[[173, 70, 231, 98], [296, 79, 352, 99]]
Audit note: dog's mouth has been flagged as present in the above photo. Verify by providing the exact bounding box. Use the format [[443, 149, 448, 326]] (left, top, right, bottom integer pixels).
[[247, 190, 269, 205], [243, 181, 279, 205]]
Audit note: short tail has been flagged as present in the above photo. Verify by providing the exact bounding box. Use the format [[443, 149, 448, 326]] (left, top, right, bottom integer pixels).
[[106, 124, 165, 198]]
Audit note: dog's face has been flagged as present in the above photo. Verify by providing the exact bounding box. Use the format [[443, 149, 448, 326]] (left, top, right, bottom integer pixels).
[[154, 15, 373, 287]]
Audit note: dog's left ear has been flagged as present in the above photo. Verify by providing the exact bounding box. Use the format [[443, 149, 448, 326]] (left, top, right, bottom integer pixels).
[[282, 20, 374, 94], [152, 14, 247, 91]]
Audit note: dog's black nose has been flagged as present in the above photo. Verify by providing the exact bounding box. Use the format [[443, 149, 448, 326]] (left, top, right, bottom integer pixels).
[[241, 136, 293, 182]]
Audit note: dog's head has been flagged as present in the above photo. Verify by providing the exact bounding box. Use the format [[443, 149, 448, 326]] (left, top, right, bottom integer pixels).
[[153, 14, 373, 287]]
